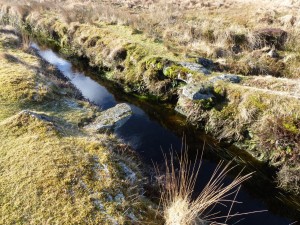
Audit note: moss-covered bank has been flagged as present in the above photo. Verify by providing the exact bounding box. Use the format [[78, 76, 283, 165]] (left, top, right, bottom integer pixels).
[[0, 25, 162, 224], [1, 2, 207, 100], [0, 2, 299, 195], [176, 78, 300, 194]]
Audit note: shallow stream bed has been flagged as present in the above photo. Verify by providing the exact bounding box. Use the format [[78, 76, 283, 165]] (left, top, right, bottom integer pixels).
[[32, 43, 299, 224]]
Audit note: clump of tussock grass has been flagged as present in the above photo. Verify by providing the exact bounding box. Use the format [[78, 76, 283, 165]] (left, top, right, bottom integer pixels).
[[156, 148, 253, 225], [258, 115, 300, 165], [277, 164, 300, 194]]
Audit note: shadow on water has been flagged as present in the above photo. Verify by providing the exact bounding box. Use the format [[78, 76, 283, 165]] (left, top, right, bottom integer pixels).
[[31, 43, 300, 224]]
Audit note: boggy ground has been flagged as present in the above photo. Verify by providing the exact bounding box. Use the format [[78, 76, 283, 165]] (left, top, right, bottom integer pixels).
[[0, 26, 162, 225], [0, 0, 299, 196]]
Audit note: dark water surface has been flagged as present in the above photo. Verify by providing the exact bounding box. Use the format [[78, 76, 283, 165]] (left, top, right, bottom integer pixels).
[[32, 43, 299, 224]]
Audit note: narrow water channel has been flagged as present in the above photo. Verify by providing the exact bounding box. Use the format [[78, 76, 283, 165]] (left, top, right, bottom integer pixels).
[[31, 43, 299, 224]]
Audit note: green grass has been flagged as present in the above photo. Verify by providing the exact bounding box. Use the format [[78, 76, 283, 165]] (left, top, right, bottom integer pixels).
[[0, 26, 161, 224], [0, 111, 159, 224], [1, 0, 299, 196], [178, 80, 300, 193], [0, 40, 38, 119]]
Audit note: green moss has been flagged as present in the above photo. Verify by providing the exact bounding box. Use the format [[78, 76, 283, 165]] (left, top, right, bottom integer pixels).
[[0, 42, 39, 120], [213, 83, 226, 97], [122, 43, 149, 82], [247, 95, 267, 111], [145, 57, 165, 70], [282, 118, 300, 135], [198, 98, 215, 110], [163, 64, 195, 80], [0, 112, 159, 224]]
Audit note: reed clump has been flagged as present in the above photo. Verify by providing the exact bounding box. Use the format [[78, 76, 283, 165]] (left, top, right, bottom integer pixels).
[[156, 149, 253, 225]]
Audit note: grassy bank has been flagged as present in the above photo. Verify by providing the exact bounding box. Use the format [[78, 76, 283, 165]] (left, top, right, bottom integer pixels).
[[5, 0, 300, 78], [0, 0, 207, 100], [0, 0, 299, 196], [177, 80, 300, 194], [0, 25, 161, 224]]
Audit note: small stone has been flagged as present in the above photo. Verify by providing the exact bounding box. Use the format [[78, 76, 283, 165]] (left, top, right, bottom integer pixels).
[[181, 83, 213, 100], [106, 194, 113, 202], [84, 103, 132, 132], [127, 212, 138, 221], [209, 74, 241, 84], [179, 62, 211, 75], [175, 97, 192, 116], [177, 72, 193, 83], [114, 193, 125, 203], [119, 162, 136, 183], [20, 110, 53, 123], [92, 199, 104, 210]]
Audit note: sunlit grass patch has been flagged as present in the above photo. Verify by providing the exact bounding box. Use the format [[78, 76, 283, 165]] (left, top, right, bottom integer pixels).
[[0, 111, 149, 224], [0, 24, 162, 224]]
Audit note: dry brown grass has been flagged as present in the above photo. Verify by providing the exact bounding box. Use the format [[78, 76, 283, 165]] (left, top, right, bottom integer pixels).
[[1, 0, 300, 78], [156, 148, 253, 225], [3, 0, 298, 78], [0, 0, 299, 195]]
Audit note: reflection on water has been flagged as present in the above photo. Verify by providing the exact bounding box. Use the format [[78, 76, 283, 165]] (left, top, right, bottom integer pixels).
[[31, 43, 116, 110], [116, 104, 181, 162], [32, 43, 295, 225]]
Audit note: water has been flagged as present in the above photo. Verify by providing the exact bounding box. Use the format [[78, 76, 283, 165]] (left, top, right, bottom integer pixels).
[[32, 43, 299, 224], [32, 43, 117, 110]]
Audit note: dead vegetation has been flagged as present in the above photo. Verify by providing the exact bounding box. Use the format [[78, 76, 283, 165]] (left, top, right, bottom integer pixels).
[[34, 0, 300, 78], [1, 0, 300, 78], [156, 149, 254, 225]]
